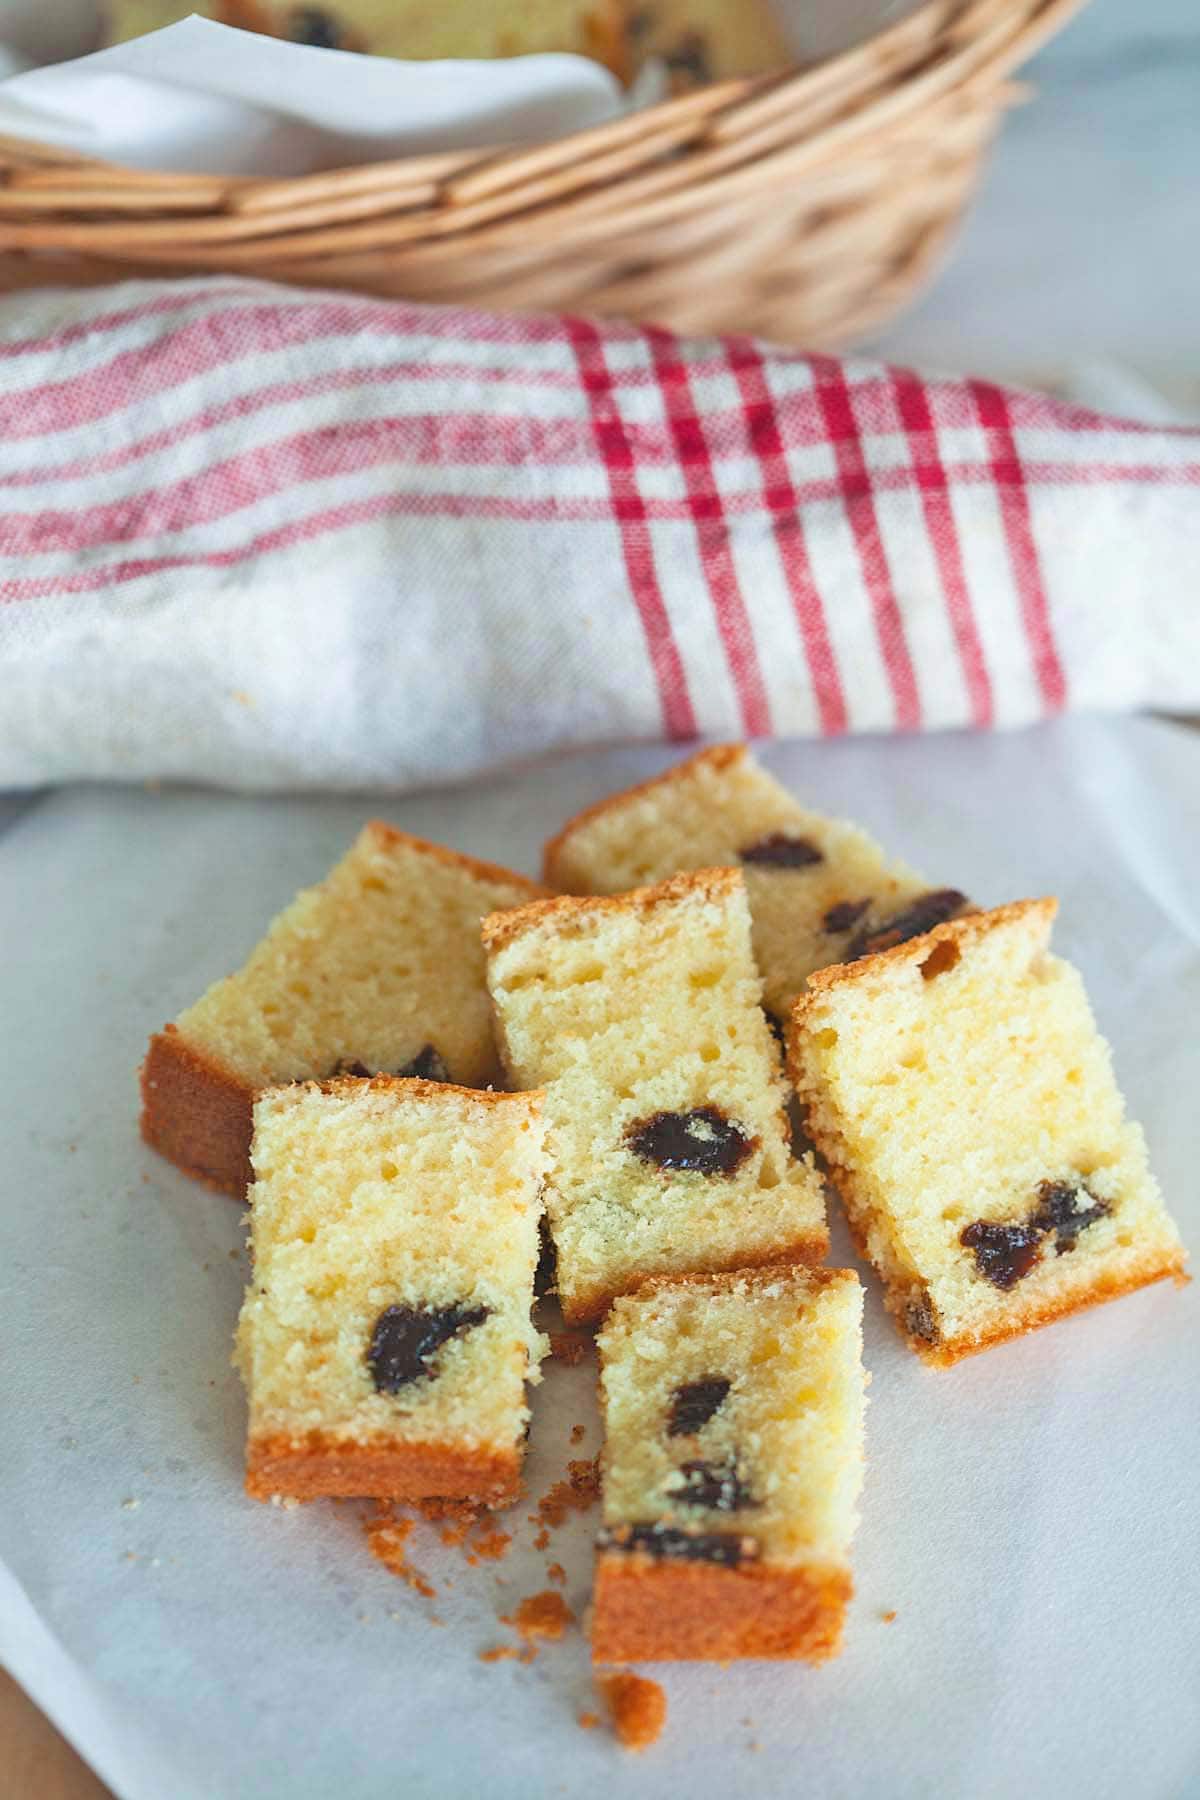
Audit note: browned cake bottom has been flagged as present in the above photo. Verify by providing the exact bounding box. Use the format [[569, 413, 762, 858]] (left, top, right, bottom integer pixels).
[[140, 1025, 254, 1198], [591, 1554, 851, 1663], [835, 1190, 1188, 1368], [563, 1230, 831, 1327], [245, 1433, 521, 1505]]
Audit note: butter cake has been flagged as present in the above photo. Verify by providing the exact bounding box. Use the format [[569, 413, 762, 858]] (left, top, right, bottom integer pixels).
[[483, 867, 827, 1324], [140, 823, 545, 1196], [236, 1075, 547, 1503], [787, 899, 1187, 1365], [592, 1267, 865, 1662], [543, 743, 966, 1025]]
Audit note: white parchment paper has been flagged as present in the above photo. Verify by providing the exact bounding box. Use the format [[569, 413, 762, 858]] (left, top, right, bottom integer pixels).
[[1, 714, 1198, 1800]]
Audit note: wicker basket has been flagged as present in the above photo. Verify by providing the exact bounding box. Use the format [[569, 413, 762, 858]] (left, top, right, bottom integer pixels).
[[0, 0, 1081, 348]]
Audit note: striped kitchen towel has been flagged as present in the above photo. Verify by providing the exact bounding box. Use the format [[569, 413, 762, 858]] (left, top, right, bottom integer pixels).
[[0, 275, 1196, 791]]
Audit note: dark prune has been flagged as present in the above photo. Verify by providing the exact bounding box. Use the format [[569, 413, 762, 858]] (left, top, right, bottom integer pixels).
[[333, 1058, 371, 1078], [285, 8, 350, 47], [597, 1524, 758, 1568], [667, 1458, 759, 1512], [960, 1221, 1043, 1290], [823, 898, 872, 933], [667, 1377, 731, 1437], [627, 1107, 755, 1176], [1031, 1179, 1109, 1252], [366, 1303, 489, 1393], [846, 889, 967, 959], [396, 1044, 451, 1084], [534, 1216, 558, 1299], [739, 832, 824, 869], [765, 1010, 788, 1052]]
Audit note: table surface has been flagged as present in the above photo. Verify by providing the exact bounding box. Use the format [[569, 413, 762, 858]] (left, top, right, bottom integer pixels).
[[3, 2, 1197, 1795]]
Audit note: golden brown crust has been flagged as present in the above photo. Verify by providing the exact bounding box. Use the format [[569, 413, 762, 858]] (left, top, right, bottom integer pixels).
[[364, 820, 550, 901], [794, 896, 1056, 1017], [140, 1025, 254, 1198], [591, 1553, 851, 1663], [245, 1432, 521, 1505], [813, 1145, 1187, 1369], [287, 1073, 540, 1112], [482, 865, 745, 956], [542, 744, 748, 890], [560, 1231, 831, 1326], [605, 1261, 849, 1309], [912, 1249, 1189, 1367]]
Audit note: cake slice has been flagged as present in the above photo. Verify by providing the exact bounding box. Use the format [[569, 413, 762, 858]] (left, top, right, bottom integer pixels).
[[483, 867, 828, 1324], [787, 899, 1187, 1366], [140, 824, 546, 1196], [235, 1076, 547, 1504], [543, 744, 967, 1026], [592, 1267, 865, 1662]]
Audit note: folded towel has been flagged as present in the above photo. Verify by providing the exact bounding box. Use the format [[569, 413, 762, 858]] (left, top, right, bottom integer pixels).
[[0, 276, 1196, 792]]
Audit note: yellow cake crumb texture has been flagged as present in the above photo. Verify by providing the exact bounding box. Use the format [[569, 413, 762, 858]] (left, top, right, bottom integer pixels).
[[484, 868, 827, 1320], [788, 900, 1185, 1357], [236, 1078, 547, 1455], [544, 744, 943, 1018], [177, 823, 541, 1091], [598, 1267, 866, 1567]]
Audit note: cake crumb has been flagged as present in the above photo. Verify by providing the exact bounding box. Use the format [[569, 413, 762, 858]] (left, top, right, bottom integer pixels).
[[479, 1646, 518, 1663], [120, 1497, 141, 1511], [531, 1457, 601, 1532], [533, 1527, 551, 1552], [501, 1590, 574, 1645], [881, 1609, 897, 1624], [578, 1711, 601, 1731], [364, 1507, 436, 1599], [549, 1332, 589, 1366], [546, 1562, 567, 1586], [570, 1423, 587, 1445], [415, 1496, 512, 1564], [601, 1672, 667, 1752]]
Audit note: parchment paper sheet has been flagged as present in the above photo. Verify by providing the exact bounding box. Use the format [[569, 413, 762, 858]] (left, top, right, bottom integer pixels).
[[1, 714, 1197, 1800]]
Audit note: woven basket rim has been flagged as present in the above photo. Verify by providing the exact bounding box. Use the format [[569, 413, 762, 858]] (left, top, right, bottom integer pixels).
[[0, 0, 1082, 194]]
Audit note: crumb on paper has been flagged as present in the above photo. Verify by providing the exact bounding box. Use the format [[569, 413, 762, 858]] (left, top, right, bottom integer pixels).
[[533, 1527, 551, 1551], [549, 1332, 588, 1366], [500, 1590, 575, 1646], [416, 1496, 512, 1564], [121, 1497, 141, 1511], [479, 1646, 518, 1663], [578, 1711, 600, 1731], [363, 1506, 436, 1600], [601, 1672, 667, 1752], [546, 1562, 566, 1586], [529, 1457, 601, 1534], [269, 1494, 301, 1510], [570, 1423, 586, 1445], [881, 1609, 897, 1624]]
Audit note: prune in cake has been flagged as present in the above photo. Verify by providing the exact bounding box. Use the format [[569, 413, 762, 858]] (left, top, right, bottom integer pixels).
[[235, 1076, 547, 1504], [542, 743, 962, 1022], [483, 868, 827, 1324], [141, 823, 546, 1196], [592, 1267, 865, 1663], [788, 899, 1186, 1365]]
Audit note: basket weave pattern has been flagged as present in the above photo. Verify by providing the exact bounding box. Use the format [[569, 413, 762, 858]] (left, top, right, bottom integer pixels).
[[0, 0, 1081, 348]]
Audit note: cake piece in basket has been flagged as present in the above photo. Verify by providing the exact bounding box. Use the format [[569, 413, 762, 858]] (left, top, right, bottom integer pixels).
[[787, 899, 1187, 1365], [543, 743, 967, 1027], [140, 823, 546, 1196], [236, 1076, 546, 1504], [592, 1266, 865, 1662], [483, 867, 827, 1324]]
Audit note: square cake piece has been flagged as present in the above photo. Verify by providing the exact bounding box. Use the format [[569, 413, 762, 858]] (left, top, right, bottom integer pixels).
[[591, 1267, 865, 1663], [235, 1076, 547, 1504], [141, 824, 546, 1196], [543, 743, 966, 1025], [483, 867, 828, 1324], [788, 899, 1187, 1366]]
